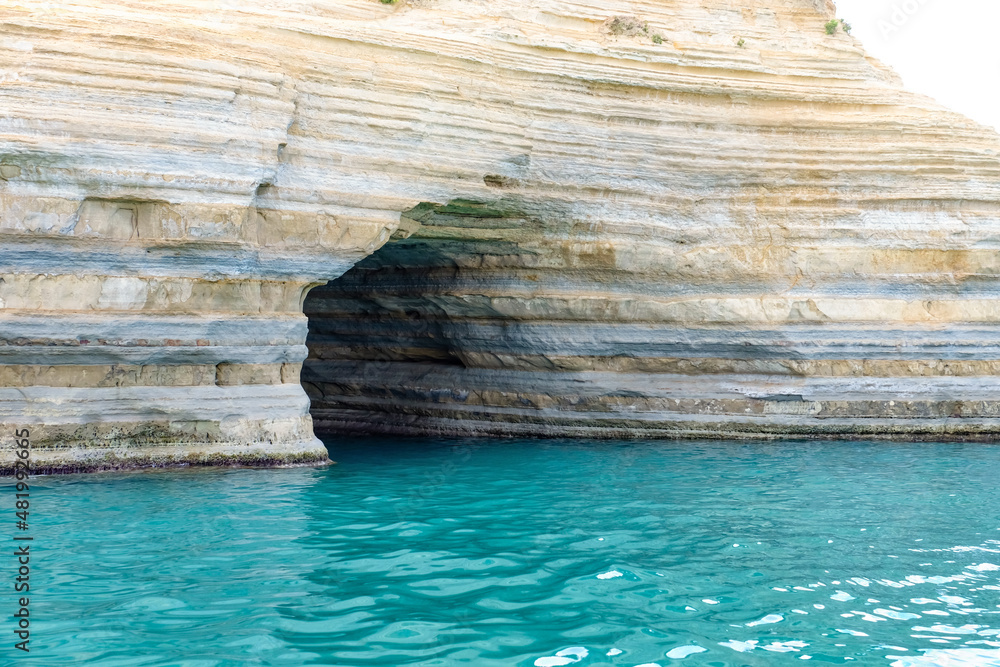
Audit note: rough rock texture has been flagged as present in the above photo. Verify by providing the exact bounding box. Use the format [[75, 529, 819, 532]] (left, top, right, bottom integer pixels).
[[0, 0, 419, 470], [299, 0, 1000, 441], [2, 0, 1000, 471]]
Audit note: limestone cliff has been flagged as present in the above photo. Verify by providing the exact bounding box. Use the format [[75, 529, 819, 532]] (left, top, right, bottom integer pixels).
[[2, 0, 999, 471]]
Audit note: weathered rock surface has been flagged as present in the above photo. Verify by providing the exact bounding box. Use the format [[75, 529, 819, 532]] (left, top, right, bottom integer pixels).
[[299, 0, 1000, 441], [2, 0, 1000, 471]]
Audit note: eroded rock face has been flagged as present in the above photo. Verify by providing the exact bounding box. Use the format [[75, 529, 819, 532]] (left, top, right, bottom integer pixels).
[[299, 0, 1000, 441], [2, 0, 1000, 471], [1, 0, 413, 470], [305, 201, 1000, 440]]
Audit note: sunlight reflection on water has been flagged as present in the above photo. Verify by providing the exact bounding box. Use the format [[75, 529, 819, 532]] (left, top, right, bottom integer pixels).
[[21, 438, 1000, 665]]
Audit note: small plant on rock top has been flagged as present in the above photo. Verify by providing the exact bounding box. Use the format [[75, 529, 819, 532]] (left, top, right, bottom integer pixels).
[[840, 19, 852, 34], [737, 37, 746, 47], [825, 19, 840, 34], [605, 16, 650, 37], [651, 34, 664, 44]]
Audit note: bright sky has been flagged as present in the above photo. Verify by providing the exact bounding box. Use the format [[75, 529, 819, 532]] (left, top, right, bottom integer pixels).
[[833, 0, 1000, 133]]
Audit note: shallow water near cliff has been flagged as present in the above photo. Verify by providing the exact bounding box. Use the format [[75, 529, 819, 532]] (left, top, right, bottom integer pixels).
[[14, 439, 1000, 666]]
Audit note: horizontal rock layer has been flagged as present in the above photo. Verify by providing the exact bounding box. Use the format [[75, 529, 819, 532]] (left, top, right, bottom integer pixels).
[[304, 186, 1000, 441], [3, 0, 1000, 470]]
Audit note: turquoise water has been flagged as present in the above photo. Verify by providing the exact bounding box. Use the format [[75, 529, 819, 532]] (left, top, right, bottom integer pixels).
[[12, 439, 1000, 666]]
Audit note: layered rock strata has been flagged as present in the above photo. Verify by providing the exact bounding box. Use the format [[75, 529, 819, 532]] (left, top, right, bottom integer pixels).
[[2, 0, 1000, 472], [0, 0, 414, 471], [298, 1, 1000, 442], [306, 200, 1000, 440]]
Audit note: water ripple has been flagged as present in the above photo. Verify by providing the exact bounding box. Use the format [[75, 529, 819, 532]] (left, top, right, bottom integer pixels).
[[17, 438, 1000, 665]]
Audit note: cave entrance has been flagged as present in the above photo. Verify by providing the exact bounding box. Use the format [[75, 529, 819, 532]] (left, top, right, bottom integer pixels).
[[300, 200, 525, 437]]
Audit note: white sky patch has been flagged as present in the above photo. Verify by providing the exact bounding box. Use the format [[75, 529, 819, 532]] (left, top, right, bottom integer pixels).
[[534, 647, 588, 667], [666, 646, 708, 659], [763, 640, 809, 653], [837, 628, 870, 637], [834, 0, 1000, 133], [720, 640, 759, 653], [888, 649, 1000, 667], [747, 614, 784, 627], [968, 563, 1000, 572], [875, 608, 921, 621]]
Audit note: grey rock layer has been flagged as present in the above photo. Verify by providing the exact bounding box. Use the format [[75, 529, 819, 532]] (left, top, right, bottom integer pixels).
[[303, 199, 1000, 442]]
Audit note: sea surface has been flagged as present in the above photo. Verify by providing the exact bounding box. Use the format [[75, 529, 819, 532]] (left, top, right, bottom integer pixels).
[[9, 438, 1000, 666]]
